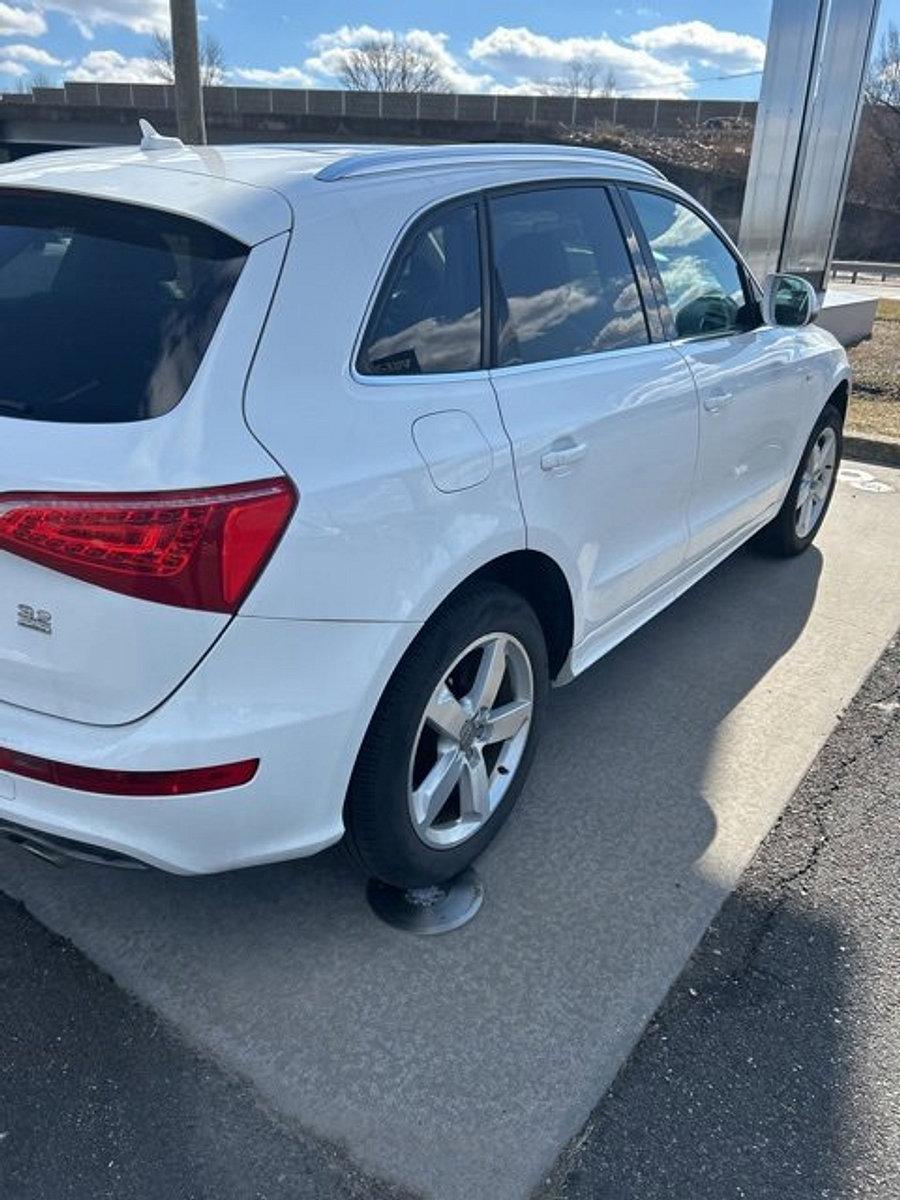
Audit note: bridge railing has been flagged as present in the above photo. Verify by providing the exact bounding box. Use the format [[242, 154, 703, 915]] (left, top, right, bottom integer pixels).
[[2, 81, 756, 134]]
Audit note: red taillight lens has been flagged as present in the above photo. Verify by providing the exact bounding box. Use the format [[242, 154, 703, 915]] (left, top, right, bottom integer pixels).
[[0, 746, 258, 795], [0, 478, 296, 613]]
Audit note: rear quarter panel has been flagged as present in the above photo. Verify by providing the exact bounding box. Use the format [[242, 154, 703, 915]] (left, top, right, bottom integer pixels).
[[241, 183, 528, 625]]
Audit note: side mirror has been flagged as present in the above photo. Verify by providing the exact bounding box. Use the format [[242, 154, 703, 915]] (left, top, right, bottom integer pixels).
[[762, 273, 821, 328]]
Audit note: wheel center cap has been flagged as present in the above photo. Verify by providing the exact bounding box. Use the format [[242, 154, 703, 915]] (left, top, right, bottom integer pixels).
[[459, 712, 488, 752]]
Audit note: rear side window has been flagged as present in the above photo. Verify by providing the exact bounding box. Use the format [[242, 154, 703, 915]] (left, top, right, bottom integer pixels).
[[627, 189, 754, 338], [0, 192, 246, 423], [489, 185, 648, 367], [358, 203, 482, 376]]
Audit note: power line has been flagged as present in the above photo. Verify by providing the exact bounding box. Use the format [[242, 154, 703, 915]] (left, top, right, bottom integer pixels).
[[607, 66, 764, 97]]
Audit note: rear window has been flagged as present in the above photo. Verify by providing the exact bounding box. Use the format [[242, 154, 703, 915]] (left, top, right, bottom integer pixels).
[[358, 202, 483, 376], [0, 192, 247, 423]]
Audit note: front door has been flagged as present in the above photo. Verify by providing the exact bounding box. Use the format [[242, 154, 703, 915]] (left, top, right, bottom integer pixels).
[[487, 183, 699, 651], [626, 187, 797, 561]]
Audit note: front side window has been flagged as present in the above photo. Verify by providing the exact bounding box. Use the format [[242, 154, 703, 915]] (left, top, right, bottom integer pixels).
[[358, 203, 482, 376], [489, 185, 648, 368], [0, 192, 246, 423], [628, 189, 754, 339]]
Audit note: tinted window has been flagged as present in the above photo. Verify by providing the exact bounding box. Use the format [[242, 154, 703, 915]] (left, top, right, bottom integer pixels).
[[0, 192, 246, 423], [359, 204, 482, 375], [628, 189, 753, 338], [489, 186, 647, 367]]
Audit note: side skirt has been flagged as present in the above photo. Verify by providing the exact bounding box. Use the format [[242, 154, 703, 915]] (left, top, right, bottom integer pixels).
[[556, 504, 779, 686]]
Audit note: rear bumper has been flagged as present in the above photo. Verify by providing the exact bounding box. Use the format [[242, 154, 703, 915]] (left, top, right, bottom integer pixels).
[[0, 615, 417, 874]]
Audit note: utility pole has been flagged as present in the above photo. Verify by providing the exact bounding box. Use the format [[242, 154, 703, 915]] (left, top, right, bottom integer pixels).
[[168, 0, 206, 144]]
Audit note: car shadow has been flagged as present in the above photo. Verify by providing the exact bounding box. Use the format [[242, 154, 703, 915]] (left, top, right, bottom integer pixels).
[[498, 541, 825, 903]]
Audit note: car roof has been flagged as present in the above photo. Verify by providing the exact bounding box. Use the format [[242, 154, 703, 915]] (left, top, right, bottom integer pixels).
[[0, 140, 668, 245]]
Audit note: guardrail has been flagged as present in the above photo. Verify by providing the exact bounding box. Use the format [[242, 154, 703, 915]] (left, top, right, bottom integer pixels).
[[831, 260, 900, 282]]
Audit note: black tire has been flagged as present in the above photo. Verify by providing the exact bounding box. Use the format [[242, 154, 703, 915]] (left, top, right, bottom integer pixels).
[[344, 583, 549, 889], [753, 402, 843, 558]]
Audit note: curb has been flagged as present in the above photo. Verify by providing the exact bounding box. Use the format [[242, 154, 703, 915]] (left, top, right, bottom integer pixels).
[[844, 432, 900, 469]]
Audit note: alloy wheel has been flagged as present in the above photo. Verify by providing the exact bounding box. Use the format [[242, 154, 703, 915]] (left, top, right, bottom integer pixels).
[[795, 425, 837, 539], [408, 633, 534, 849]]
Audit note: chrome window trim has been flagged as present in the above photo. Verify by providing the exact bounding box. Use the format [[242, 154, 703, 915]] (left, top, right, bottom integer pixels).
[[352, 172, 676, 384], [350, 171, 732, 386], [487, 337, 682, 381]]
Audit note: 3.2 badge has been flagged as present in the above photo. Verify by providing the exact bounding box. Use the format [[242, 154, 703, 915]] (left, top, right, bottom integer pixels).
[[17, 605, 52, 635]]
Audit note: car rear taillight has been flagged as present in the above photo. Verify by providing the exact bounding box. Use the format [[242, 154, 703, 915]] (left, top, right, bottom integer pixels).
[[0, 746, 258, 795], [0, 478, 296, 613]]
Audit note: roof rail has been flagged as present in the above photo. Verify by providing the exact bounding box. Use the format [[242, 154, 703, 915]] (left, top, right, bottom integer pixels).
[[315, 143, 666, 183]]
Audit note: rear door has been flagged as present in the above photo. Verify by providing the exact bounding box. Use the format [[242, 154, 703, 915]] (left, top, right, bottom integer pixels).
[[625, 186, 801, 561], [0, 190, 283, 725], [487, 182, 699, 644]]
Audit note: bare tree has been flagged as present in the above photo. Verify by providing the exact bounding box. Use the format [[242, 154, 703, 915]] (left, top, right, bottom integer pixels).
[[867, 20, 900, 111], [150, 29, 226, 87], [541, 60, 617, 98], [16, 71, 52, 94], [861, 20, 900, 184], [338, 35, 450, 93]]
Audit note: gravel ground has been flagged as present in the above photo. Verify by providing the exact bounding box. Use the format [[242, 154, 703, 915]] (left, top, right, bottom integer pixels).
[[537, 634, 900, 1200]]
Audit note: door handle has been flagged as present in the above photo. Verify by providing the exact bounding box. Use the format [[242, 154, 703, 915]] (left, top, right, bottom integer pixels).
[[703, 390, 733, 414], [541, 441, 587, 471]]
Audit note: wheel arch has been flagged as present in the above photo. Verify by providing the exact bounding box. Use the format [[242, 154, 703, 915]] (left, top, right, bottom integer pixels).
[[459, 550, 575, 680], [355, 548, 576, 767], [827, 377, 849, 423], [342, 549, 574, 882]]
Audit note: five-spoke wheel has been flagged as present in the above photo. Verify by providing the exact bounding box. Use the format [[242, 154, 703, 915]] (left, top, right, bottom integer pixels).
[[345, 584, 549, 888], [795, 425, 838, 539], [409, 634, 534, 849], [755, 402, 843, 558]]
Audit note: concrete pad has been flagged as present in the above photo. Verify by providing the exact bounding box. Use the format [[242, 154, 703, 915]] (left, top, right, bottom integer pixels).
[[817, 288, 877, 346], [2, 465, 899, 1200]]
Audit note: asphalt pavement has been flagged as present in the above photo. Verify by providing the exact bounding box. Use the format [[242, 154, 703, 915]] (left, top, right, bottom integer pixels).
[[539, 634, 900, 1200], [3, 635, 899, 1200], [0, 895, 412, 1200]]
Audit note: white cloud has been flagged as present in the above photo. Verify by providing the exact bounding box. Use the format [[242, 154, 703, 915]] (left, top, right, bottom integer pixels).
[[39, 1, 169, 38], [2, 43, 64, 66], [0, 3, 46, 37], [69, 48, 160, 82], [0, 56, 29, 76], [307, 25, 493, 93], [468, 26, 692, 96], [232, 65, 314, 87], [627, 20, 765, 74], [48, 16, 764, 99]]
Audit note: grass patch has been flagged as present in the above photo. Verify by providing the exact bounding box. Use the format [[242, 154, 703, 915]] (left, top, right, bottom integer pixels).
[[847, 305, 900, 439]]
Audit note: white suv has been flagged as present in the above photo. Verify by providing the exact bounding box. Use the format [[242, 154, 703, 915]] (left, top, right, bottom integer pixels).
[[0, 141, 849, 887]]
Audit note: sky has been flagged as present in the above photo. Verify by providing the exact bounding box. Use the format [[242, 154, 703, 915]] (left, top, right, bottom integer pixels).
[[0, 1, 897, 99]]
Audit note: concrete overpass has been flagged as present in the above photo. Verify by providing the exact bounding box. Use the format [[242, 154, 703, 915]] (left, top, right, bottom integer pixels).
[[0, 81, 755, 158]]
